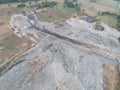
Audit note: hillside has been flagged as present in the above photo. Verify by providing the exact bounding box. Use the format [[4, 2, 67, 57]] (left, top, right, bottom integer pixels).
[[0, 0, 120, 90], [0, 13, 120, 90]]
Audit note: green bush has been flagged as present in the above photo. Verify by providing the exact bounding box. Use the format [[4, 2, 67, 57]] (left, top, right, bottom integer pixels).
[[116, 15, 120, 30], [38, 1, 57, 8], [64, 0, 81, 9], [65, 1, 75, 8], [17, 3, 26, 8], [0, 0, 38, 3], [22, 10, 26, 15]]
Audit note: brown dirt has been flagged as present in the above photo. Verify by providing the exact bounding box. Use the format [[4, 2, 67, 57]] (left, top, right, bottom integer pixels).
[[0, 25, 11, 35], [103, 64, 119, 90], [0, 31, 34, 66]]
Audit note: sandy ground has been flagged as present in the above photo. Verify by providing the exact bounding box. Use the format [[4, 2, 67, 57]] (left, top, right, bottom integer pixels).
[[0, 25, 11, 35]]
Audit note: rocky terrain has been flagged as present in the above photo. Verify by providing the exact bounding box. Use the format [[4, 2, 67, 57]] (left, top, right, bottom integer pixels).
[[0, 14, 120, 90]]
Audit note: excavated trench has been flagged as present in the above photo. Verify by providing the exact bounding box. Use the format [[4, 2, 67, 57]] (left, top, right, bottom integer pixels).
[[35, 26, 120, 60]]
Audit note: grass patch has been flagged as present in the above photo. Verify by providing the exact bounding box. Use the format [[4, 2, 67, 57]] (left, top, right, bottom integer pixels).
[[36, 12, 52, 22], [52, 7, 65, 15], [60, 5, 78, 14], [24, 7, 31, 13], [36, 5, 79, 22], [97, 15, 117, 28]]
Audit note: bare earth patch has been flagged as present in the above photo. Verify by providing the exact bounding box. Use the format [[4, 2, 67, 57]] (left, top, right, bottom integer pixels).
[[0, 25, 11, 35]]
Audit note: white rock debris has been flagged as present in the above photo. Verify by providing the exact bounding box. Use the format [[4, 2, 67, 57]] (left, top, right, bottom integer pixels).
[[0, 14, 120, 90]]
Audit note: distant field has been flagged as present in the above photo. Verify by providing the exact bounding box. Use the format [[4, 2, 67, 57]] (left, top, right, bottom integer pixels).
[[0, 1, 38, 8], [0, 0, 118, 17], [47, 0, 119, 16], [78, 0, 118, 16], [0, 0, 119, 28]]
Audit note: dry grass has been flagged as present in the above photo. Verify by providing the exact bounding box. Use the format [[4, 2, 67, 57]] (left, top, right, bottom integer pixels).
[[78, 0, 118, 16], [0, 25, 11, 35], [0, 31, 33, 64]]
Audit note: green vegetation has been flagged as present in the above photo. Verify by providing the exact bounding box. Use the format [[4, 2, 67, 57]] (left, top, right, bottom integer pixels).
[[90, 0, 96, 3], [64, 0, 76, 8], [97, 15, 117, 28], [117, 15, 120, 30], [0, 0, 119, 31], [36, 12, 52, 22], [22, 10, 26, 15], [36, 5, 79, 22], [117, 82, 120, 90], [23, 7, 31, 13], [52, 7, 64, 14], [38, 1, 57, 8], [60, 5, 78, 14], [17, 3, 26, 8], [64, 0, 80, 13], [64, 0, 80, 9], [0, 0, 38, 3]]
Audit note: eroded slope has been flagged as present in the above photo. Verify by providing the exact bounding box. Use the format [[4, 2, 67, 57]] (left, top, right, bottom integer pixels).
[[0, 14, 120, 90]]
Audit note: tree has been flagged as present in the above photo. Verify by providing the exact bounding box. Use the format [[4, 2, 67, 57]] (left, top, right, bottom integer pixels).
[[22, 10, 26, 15], [38, 1, 57, 8], [64, 0, 76, 8], [90, 0, 96, 3], [73, 0, 77, 3], [66, 1, 75, 8], [17, 3, 26, 8], [116, 15, 120, 30], [117, 15, 120, 20], [8, 3, 11, 8], [118, 36, 120, 43], [0, 0, 36, 3], [76, 4, 80, 11]]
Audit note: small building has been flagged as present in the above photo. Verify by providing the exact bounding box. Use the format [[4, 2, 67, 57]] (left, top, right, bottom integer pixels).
[[85, 17, 97, 23]]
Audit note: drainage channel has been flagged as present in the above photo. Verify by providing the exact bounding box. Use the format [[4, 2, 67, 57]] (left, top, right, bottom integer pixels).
[[35, 26, 120, 60]]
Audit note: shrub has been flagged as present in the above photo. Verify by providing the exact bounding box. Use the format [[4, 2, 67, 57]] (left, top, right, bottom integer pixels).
[[17, 3, 26, 8], [116, 15, 120, 30], [101, 11, 116, 16], [65, 1, 75, 8], [38, 1, 57, 8], [22, 10, 26, 15]]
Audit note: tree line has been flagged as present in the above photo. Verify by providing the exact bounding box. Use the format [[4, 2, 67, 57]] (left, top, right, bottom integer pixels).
[[0, 0, 38, 3], [38, 0, 57, 8]]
